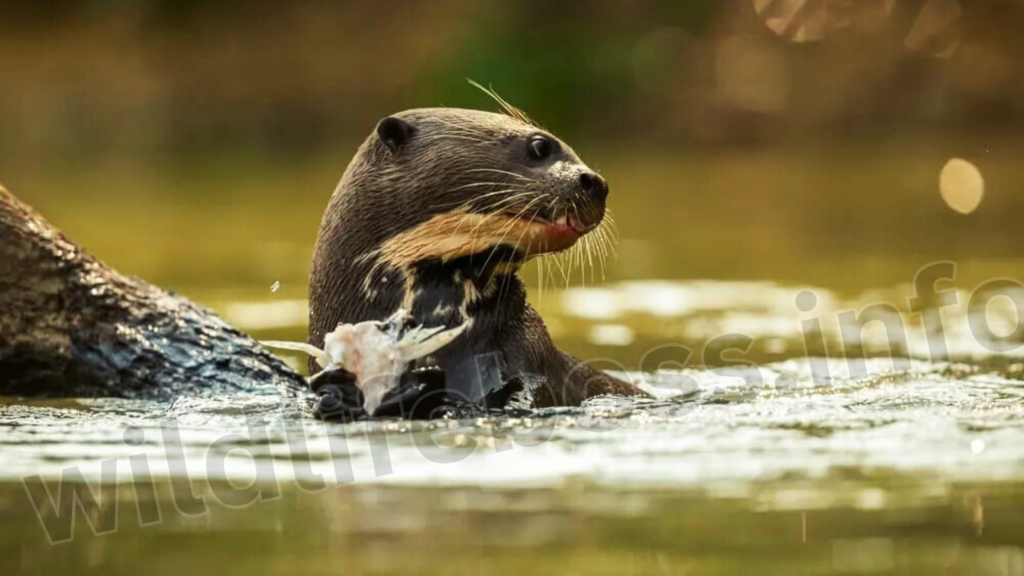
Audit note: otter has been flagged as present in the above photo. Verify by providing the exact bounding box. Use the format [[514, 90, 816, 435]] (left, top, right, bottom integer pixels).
[[308, 106, 639, 413]]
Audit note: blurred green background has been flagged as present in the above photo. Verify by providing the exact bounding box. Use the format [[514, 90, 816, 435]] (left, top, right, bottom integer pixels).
[[1, 0, 1022, 309], [4, 4, 1024, 574]]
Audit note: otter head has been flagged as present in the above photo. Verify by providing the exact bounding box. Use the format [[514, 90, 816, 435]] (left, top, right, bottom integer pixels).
[[355, 108, 609, 274], [310, 106, 611, 353]]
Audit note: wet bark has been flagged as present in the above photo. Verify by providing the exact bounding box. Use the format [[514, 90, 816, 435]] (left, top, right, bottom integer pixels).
[[0, 184, 307, 399]]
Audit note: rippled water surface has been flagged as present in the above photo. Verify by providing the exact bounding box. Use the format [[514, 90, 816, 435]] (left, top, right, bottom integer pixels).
[[5, 278, 1024, 575]]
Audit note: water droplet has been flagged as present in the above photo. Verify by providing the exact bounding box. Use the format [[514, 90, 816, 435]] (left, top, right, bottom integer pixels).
[[795, 290, 817, 312], [123, 426, 145, 447], [971, 439, 986, 454]]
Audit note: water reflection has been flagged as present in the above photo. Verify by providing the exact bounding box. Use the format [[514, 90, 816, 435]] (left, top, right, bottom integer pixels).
[[4, 479, 1024, 575], [6, 282, 1024, 573]]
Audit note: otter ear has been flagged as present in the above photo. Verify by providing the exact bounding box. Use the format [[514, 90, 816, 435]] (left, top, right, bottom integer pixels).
[[376, 116, 416, 155]]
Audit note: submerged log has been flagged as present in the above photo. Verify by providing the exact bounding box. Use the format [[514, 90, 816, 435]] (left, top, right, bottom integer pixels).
[[0, 184, 307, 399]]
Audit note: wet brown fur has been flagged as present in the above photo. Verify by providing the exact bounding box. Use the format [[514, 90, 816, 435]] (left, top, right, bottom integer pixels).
[[308, 108, 639, 407]]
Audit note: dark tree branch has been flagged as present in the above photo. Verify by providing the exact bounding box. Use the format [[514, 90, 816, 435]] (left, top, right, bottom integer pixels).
[[0, 184, 307, 399]]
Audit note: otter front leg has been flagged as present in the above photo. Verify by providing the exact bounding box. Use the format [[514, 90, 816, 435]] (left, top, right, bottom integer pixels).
[[533, 350, 643, 407]]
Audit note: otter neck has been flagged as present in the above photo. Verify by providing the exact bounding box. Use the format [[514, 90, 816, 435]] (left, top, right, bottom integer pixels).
[[403, 244, 526, 329], [397, 246, 531, 405]]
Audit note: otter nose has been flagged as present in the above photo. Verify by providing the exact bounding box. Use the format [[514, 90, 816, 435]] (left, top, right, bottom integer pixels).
[[578, 171, 608, 201]]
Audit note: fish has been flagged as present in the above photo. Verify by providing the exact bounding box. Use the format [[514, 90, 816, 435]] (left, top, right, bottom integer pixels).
[[262, 310, 468, 413]]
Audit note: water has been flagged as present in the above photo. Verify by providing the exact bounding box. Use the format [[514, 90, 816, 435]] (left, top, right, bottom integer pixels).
[[4, 277, 1024, 574], [4, 146, 1024, 574], [4, 363, 1024, 574]]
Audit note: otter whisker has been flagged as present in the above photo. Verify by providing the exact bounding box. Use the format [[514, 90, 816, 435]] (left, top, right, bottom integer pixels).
[[456, 209, 502, 237], [569, 202, 584, 283], [592, 233, 604, 282], [602, 222, 617, 257], [562, 247, 576, 287], [495, 204, 548, 310], [449, 189, 533, 234], [597, 228, 610, 275], [581, 224, 600, 278], [497, 233, 533, 309], [533, 239, 545, 301], [467, 79, 537, 127], [533, 200, 560, 291], [464, 189, 534, 212], [597, 224, 616, 279], [588, 227, 606, 281], [455, 209, 502, 237], [484, 189, 541, 210], [457, 191, 539, 236], [510, 196, 548, 248], [449, 181, 516, 191], [438, 187, 522, 214], [463, 190, 541, 229], [453, 200, 521, 246], [536, 255, 545, 296], [466, 168, 534, 182], [490, 194, 546, 240], [440, 187, 524, 212], [599, 212, 619, 259], [558, 253, 571, 287], [603, 211, 620, 243], [548, 249, 569, 286], [438, 190, 514, 213], [582, 234, 593, 286], [592, 226, 609, 280], [479, 195, 547, 272]]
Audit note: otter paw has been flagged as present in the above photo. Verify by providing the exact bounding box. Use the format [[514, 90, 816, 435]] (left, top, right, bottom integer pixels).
[[309, 368, 366, 422]]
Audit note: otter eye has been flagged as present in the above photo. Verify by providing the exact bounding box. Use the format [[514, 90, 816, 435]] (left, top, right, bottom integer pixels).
[[527, 136, 552, 161]]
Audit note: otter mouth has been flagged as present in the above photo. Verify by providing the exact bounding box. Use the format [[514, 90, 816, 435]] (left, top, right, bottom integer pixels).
[[472, 201, 605, 256], [376, 203, 604, 271], [526, 211, 599, 237], [509, 205, 603, 253]]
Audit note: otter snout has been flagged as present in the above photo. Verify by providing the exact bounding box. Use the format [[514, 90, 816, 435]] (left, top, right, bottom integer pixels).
[[553, 167, 606, 235], [568, 170, 609, 233], [578, 171, 609, 203]]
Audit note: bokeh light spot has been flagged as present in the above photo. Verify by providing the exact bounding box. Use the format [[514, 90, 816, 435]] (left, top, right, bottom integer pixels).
[[939, 158, 984, 215]]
